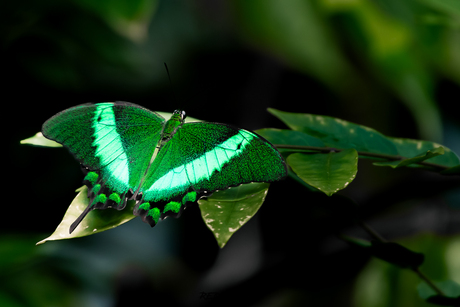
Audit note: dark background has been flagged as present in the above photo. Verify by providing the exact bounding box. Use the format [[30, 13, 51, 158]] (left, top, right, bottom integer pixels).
[[3, 0, 460, 306]]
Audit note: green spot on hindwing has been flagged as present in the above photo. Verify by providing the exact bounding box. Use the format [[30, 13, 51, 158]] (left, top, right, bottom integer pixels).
[[84, 172, 99, 185], [147, 207, 161, 224], [182, 191, 197, 204], [98, 194, 107, 204], [163, 201, 181, 214], [92, 184, 101, 194], [139, 202, 150, 211], [92, 193, 107, 205], [109, 193, 121, 204]]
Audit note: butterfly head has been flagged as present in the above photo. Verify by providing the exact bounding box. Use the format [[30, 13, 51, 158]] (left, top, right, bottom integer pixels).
[[173, 109, 187, 123]]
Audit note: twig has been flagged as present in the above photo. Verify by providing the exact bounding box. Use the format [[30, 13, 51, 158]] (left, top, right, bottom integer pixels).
[[274, 144, 450, 171], [413, 268, 446, 297], [356, 221, 447, 298]]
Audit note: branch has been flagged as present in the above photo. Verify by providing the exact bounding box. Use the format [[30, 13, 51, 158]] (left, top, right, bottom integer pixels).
[[274, 144, 450, 172]]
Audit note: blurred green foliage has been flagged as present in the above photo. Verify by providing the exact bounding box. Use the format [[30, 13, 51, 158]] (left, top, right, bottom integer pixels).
[[4, 0, 460, 306], [355, 234, 460, 307]]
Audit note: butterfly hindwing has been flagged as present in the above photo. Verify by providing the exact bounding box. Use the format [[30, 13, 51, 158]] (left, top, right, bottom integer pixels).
[[134, 122, 287, 226], [42, 102, 165, 232]]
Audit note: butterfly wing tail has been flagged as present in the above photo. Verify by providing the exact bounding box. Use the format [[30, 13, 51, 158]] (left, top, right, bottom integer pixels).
[[69, 204, 93, 234]]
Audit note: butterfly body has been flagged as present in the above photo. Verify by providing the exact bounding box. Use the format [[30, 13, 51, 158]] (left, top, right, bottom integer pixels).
[[42, 102, 287, 233]]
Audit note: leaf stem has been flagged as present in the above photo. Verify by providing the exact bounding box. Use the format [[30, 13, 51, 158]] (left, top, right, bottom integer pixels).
[[358, 221, 387, 243], [413, 268, 446, 296], [274, 144, 450, 171], [356, 221, 447, 297]]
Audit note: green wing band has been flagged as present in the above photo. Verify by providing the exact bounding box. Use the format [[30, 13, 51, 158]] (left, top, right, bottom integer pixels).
[[140, 123, 287, 203], [91, 103, 130, 192], [42, 102, 166, 233]]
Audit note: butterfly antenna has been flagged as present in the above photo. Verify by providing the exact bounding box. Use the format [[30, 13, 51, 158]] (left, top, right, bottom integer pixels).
[[164, 62, 173, 86], [164, 63, 181, 108]]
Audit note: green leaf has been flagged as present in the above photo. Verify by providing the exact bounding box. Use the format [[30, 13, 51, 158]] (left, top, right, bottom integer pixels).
[[71, 0, 159, 42], [256, 128, 325, 148], [340, 235, 372, 248], [370, 241, 424, 269], [417, 0, 460, 19], [233, 0, 352, 90], [269, 108, 398, 156], [418, 280, 460, 305], [287, 148, 358, 196], [198, 182, 270, 248], [374, 147, 445, 169], [20, 132, 62, 147], [387, 137, 460, 168], [36, 186, 136, 245]]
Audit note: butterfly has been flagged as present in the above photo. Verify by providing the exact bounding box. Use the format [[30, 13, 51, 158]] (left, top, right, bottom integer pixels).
[[42, 102, 287, 233]]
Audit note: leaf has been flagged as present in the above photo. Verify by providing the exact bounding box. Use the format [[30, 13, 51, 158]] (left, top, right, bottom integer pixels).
[[417, 0, 460, 19], [20, 132, 62, 147], [287, 148, 358, 196], [37, 186, 136, 245], [198, 182, 270, 248], [71, 0, 159, 42], [256, 128, 325, 148], [418, 280, 460, 305], [340, 235, 372, 248], [232, 0, 352, 90], [269, 108, 398, 156], [374, 147, 445, 169], [387, 137, 460, 168]]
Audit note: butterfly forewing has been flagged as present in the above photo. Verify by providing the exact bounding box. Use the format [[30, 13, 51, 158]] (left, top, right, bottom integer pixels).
[[135, 122, 287, 225], [42, 102, 165, 232]]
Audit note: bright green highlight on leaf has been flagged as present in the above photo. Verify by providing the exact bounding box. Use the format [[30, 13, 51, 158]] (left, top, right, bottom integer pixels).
[[287, 148, 358, 196], [199, 182, 270, 248]]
